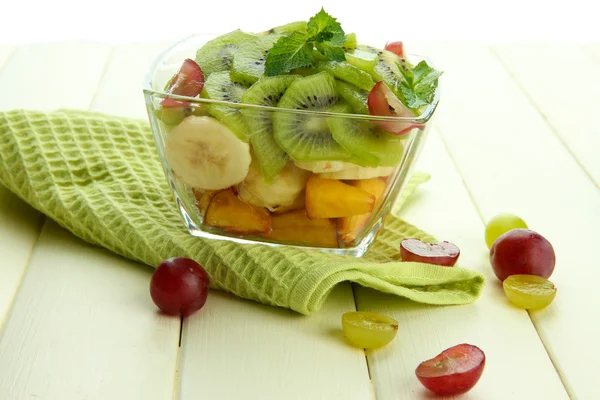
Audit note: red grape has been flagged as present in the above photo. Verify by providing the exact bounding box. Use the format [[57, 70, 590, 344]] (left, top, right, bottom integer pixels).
[[150, 257, 210, 316], [400, 238, 460, 267], [416, 343, 485, 396], [367, 81, 424, 135], [384, 41, 404, 58], [490, 229, 555, 281]]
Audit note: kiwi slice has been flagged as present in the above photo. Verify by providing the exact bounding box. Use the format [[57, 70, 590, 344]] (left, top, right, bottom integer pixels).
[[273, 72, 352, 162], [195, 30, 257, 77], [354, 45, 411, 100], [231, 34, 282, 85], [316, 61, 375, 91], [200, 71, 249, 141], [327, 102, 405, 167], [264, 20, 307, 35], [335, 80, 369, 114], [342, 33, 357, 51], [345, 48, 379, 72], [240, 75, 299, 181]]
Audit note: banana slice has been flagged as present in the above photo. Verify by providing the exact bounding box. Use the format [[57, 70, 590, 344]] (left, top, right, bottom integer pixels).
[[318, 165, 395, 180], [165, 116, 251, 190], [238, 159, 310, 211], [294, 160, 353, 173]]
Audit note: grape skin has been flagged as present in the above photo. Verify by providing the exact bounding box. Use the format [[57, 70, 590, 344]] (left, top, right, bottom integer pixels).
[[485, 213, 528, 249]]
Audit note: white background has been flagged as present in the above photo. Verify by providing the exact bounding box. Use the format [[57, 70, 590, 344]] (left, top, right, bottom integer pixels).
[[1, 0, 598, 45]]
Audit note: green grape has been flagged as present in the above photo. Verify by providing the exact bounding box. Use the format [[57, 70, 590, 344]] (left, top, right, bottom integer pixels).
[[485, 213, 528, 249], [503, 274, 556, 310], [342, 311, 398, 349]]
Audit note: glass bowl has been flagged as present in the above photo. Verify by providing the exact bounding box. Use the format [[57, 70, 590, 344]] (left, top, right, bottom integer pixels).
[[143, 33, 440, 257]]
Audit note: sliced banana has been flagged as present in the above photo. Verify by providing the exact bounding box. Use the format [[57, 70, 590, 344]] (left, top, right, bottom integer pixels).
[[318, 165, 395, 180], [165, 116, 251, 190], [238, 159, 310, 211], [294, 160, 353, 173]]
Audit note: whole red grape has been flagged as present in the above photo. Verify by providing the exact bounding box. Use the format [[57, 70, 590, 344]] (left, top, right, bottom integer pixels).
[[150, 257, 210, 316], [490, 229, 555, 281]]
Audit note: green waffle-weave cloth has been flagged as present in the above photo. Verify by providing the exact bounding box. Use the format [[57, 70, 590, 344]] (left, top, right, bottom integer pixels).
[[0, 109, 484, 315]]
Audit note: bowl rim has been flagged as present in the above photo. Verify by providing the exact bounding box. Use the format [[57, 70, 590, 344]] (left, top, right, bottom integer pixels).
[[143, 33, 441, 123]]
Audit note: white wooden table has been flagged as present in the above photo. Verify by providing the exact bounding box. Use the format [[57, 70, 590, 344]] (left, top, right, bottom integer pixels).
[[0, 40, 598, 400]]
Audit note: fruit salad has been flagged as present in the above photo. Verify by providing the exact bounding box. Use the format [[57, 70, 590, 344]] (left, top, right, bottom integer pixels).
[[144, 9, 441, 254]]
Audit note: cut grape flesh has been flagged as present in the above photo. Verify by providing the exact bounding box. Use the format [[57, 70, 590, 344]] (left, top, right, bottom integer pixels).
[[342, 311, 398, 349], [503, 274, 556, 310]]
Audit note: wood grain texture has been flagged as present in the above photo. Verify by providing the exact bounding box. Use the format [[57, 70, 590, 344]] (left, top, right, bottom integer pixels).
[[0, 43, 181, 399], [493, 42, 600, 187], [410, 40, 600, 400], [0, 221, 180, 400], [91, 41, 173, 119], [180, 285, 373, 400], [356, 130, 568, 400]]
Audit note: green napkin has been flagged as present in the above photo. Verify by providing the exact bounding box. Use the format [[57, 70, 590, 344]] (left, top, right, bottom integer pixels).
[[0, 109, 484, 315]]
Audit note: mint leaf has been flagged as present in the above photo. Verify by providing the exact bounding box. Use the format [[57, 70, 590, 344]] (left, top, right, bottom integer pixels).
[[320, 43, 346, 61], [264, 32, 313, 76], [398, 60, 442, 109]]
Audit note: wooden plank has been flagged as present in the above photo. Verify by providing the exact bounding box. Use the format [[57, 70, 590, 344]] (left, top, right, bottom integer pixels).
[[493, 42, 600, 187], [0, 222, 179, 400], [0, 46, 45, 331], [91, 41, 173, 119], [0, 42, 112, 110], [0, 43, 181, 399], [408, 40, 600, 400], [356, 129, 568, 400], [180, 285, 373, 400]]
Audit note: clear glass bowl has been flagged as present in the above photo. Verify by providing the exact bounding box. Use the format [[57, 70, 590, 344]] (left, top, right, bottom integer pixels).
[[143, 33, 440, 257]]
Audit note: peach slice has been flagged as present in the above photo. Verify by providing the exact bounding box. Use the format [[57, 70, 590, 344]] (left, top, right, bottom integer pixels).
[[204, 189, 271, 234], [305, 176, 375, 219], [262, 210, 337, 247], [193, 188, 225, 215], [337, 178, 387, 246]]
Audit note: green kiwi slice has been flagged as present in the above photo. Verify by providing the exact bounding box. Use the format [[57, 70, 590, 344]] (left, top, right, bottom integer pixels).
[[240, 75, 299, 181], [200, 71, 249, 141], [273, 72, 352, 162], [327, 102, 405, 167], [335, 80, 369, 115], [231, 34, 282, 85], [195, 30, 257, 77], [354, 45, 411, 100], [264, 20, 307, 35], [316, 61, 375, 91]]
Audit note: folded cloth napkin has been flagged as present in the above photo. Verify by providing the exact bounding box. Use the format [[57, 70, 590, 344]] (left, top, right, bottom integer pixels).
[[0, 109, 484, 315]]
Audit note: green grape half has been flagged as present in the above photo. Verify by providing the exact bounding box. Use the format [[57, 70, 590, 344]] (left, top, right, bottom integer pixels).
[[485, 213, 528, 249], [503, 274, 557, 310], [342, 311, 398, 349]]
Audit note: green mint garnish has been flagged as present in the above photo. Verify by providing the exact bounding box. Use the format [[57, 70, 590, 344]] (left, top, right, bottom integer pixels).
[[398, 60, 443, 109], [265, 8, 347, 76]]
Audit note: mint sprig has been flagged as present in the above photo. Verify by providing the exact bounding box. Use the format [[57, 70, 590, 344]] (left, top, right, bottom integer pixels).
[[265, 8, 348, 76], [398, 61, 442, 109]]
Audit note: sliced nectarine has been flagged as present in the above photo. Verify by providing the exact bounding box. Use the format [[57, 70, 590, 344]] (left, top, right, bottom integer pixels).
[[193, 188, 225, 215], [204, 189, 271, 234], [337, 178, 387, 245], [262, 209, 337, 247], [305, 176, 375, 219]]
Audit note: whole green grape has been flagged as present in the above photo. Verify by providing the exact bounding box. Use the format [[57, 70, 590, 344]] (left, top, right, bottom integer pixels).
[[484, 213, 528, 249]]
